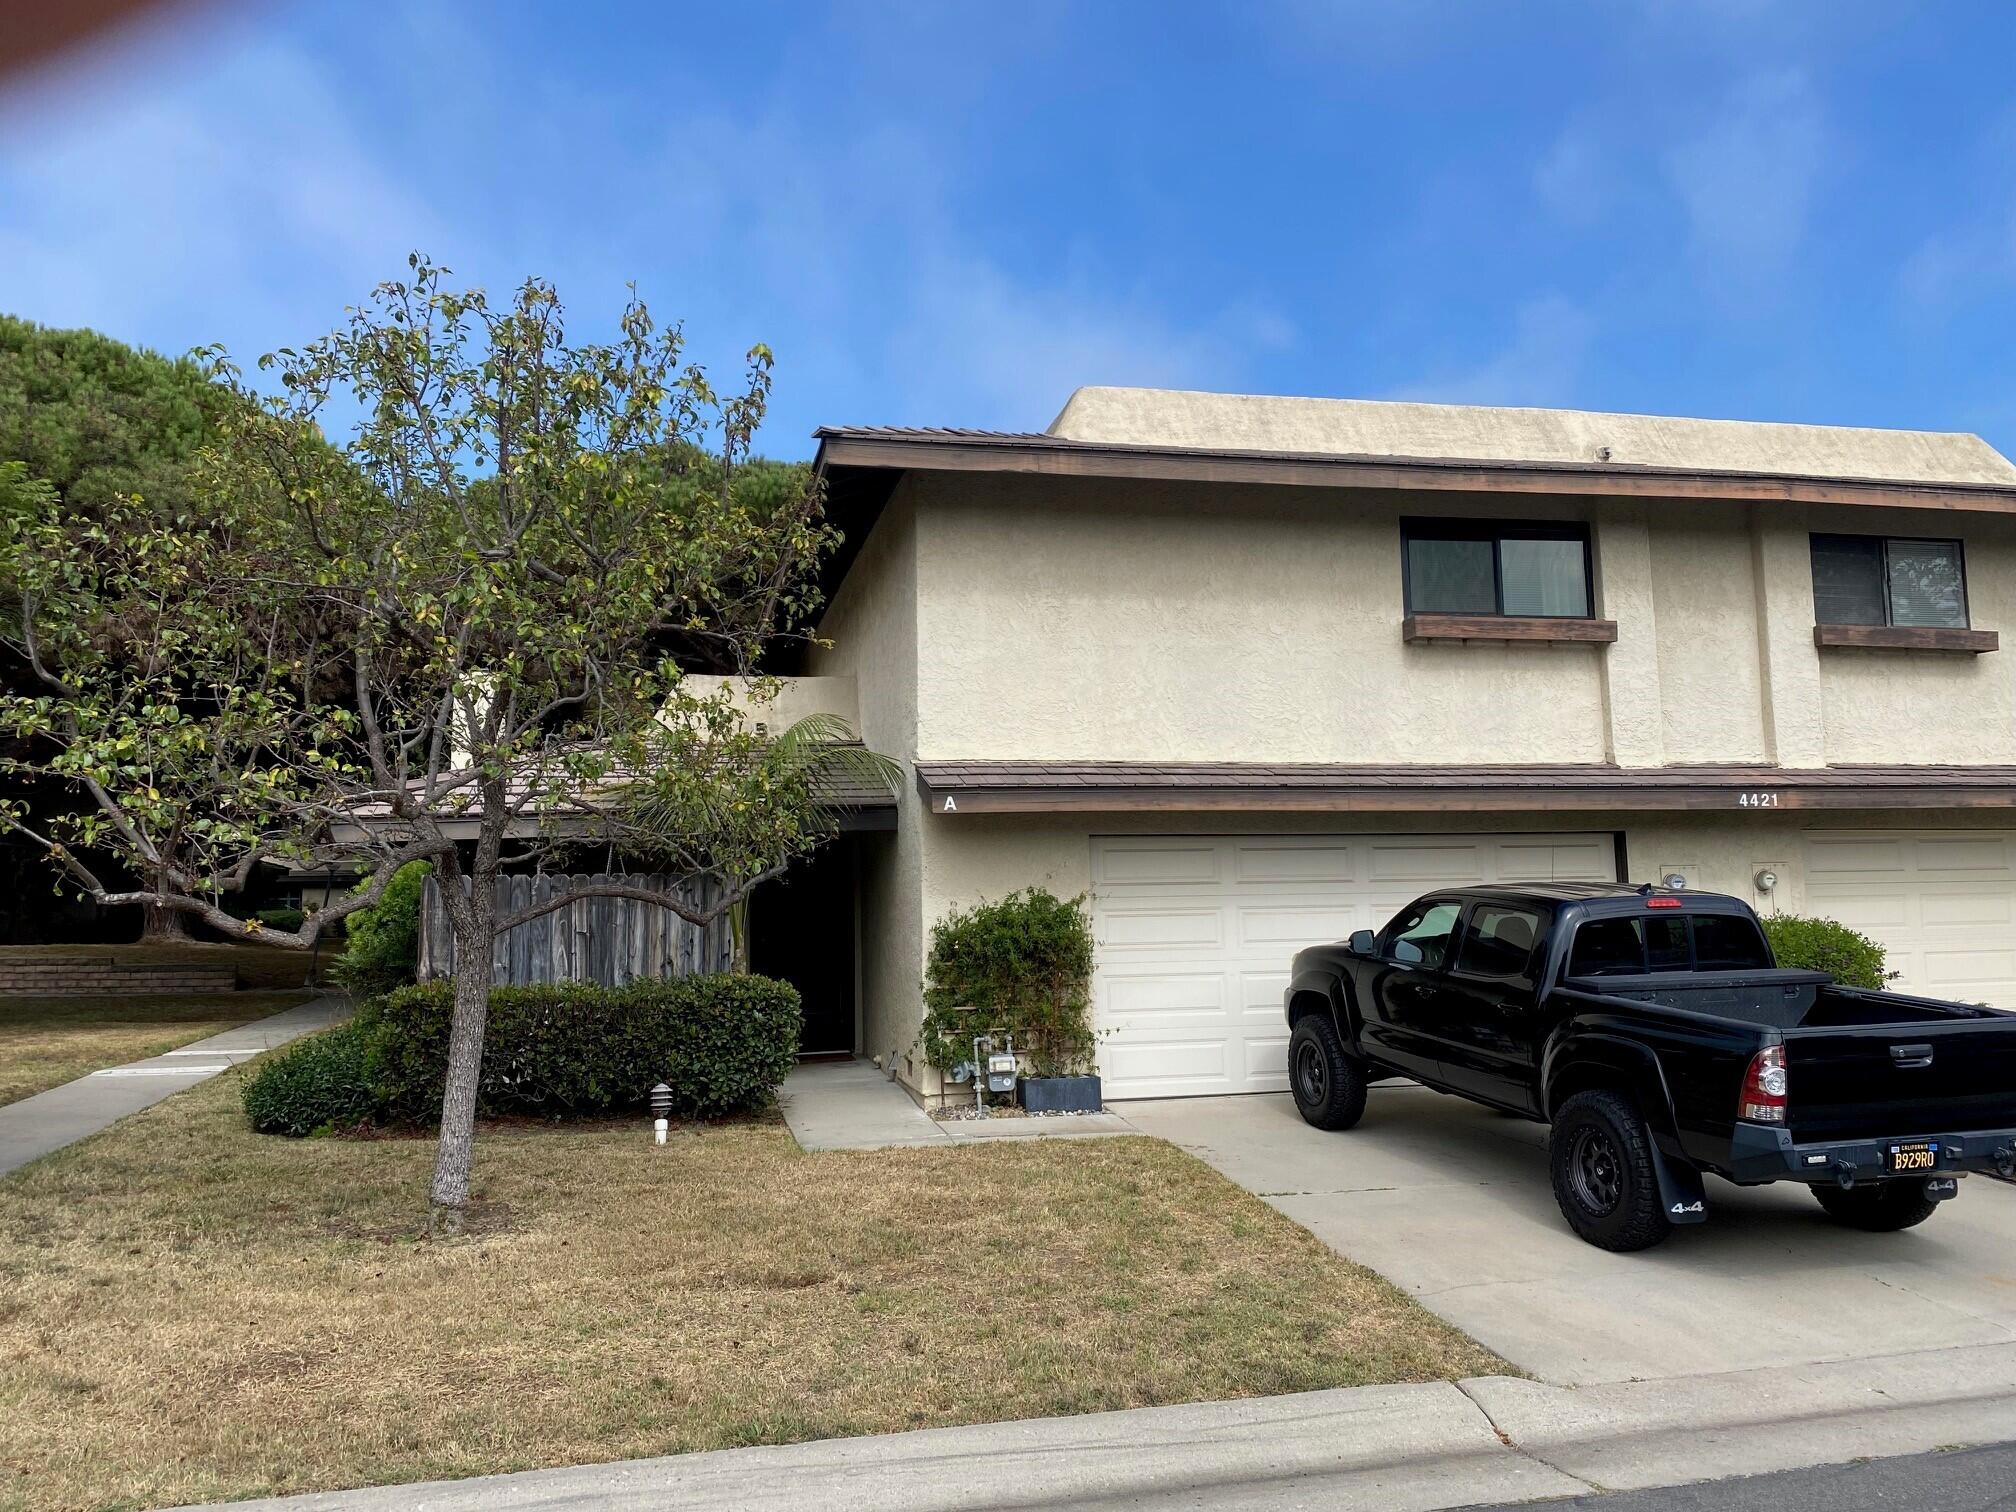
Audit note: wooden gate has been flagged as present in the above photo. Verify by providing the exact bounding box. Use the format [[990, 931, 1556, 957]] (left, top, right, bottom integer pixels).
[[418, 873, 734, 986]]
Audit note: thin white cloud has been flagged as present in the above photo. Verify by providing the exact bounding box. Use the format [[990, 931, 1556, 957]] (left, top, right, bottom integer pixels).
[[1662, 68, 1826, 275], [1387, 294, 1595, 408], [883, 254, 1288, 427], [0, 36, 443, 355]]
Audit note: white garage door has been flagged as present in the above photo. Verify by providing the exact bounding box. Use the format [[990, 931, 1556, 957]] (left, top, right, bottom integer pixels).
[[1090, 832, 1618, 1099], [1803, 831, 2016, 1008]]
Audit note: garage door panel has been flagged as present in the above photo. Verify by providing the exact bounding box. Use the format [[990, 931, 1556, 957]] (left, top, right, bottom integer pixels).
[[1240, 1036, 1291, 1088], [1102, 969, 1225, 1018], [1804, 830, 2015, 1012], [1532, 839, 1617, 881], [1913, 837, 2015, 874], [1099, 907, 1224, 949], [1807, 890, 1911, 930], [1807, 837, 1910, 876], [1233, 842, 1358, 885], [1094, 844, 1221, 887], [1236, 903, 1364, 946], [1924, 948, 2016, 994], [1094, 832, 1616, 1098], [1368, 842, 1488, 881], [1101, 1038, 1231, 1094]]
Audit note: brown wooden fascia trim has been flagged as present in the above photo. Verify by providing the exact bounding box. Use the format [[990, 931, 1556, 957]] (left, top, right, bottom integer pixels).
[[1813, 623, 1999, 653], [917, 781, 2016, 816], [1404, 613, 1618, 645], [817, 434, 2016, 515]]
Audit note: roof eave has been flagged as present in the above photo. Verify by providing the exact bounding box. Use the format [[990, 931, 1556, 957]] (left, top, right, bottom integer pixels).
[[814, 430, 2016, 514]]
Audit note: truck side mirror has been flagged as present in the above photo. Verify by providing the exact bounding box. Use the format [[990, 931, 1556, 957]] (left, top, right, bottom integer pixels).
[[1348, 929, 1377, 957]]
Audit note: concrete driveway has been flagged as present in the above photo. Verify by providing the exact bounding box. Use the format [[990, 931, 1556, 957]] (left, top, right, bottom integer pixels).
[[1121, 1086, 2016, 1387]]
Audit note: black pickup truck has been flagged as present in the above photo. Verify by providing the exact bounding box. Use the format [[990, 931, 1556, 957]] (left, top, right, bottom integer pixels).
[[1284, 883, 2016, 1250]]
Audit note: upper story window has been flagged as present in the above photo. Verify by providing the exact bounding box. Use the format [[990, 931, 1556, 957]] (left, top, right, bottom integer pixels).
[[1810, 533, 1969, 629], [1403, 519, 1593, 619]]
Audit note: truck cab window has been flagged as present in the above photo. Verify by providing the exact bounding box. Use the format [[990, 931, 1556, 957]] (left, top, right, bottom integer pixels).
[[1691, 914, 1773, 970], [1383, 901, 1461, 968], [1568, 917, 1645, 976], [1456, 904, 1543, 978]]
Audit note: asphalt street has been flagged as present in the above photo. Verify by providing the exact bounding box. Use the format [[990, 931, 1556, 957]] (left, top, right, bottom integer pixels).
[[1457, 1442, 2016, 1512]]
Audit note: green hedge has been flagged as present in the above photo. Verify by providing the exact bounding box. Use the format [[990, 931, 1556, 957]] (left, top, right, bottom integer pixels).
[[241, 972, 802, 1135], [1760, 914, 1893, 990], [330, 860, 431, 1001], [241, 1023, 379, 1136]]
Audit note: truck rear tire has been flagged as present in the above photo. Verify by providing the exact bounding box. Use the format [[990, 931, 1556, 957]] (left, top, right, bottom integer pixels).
[[1550, 1090, 1674, 1252], [1812, 1181, 1940, 1232], [1289, 1015, 1368, 1131]]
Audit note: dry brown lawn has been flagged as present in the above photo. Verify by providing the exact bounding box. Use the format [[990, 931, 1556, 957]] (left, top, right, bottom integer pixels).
[[0, 1074, 1502, 1512], [0, 993, 310, 1107]]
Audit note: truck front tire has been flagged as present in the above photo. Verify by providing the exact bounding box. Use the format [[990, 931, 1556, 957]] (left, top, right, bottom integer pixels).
[[1289, 1015, 1368, 1131], [1550, 1090, 1674, 1252], [1812, 1182, 1941, 1232]]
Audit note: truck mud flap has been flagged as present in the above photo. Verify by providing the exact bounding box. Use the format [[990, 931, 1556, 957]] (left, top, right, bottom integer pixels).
[[1650, 1143, 1708, 1224]]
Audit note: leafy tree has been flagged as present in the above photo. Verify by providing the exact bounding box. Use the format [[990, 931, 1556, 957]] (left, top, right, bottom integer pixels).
[[0, 320, 237, 937], [0, 258, 861, 1231], [0, 314, 226, 519]]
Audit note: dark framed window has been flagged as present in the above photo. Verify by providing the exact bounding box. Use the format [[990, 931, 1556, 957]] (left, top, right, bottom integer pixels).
[[1403, 519, 1594, 618], [1565, 912, 1772, 977], [1810, 533, 1969, 629], [1454, 904, 1544, 979]]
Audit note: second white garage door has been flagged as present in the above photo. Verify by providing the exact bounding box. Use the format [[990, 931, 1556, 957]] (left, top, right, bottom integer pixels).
[[1803, 830, 2016, 1009], [1090, 832, 1618, 1100]]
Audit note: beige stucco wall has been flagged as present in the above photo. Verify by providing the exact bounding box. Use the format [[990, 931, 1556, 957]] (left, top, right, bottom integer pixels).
[[1812, 508, 2016, 764], [913, 473, 1611, 764], [909, 473, 2016, 772]]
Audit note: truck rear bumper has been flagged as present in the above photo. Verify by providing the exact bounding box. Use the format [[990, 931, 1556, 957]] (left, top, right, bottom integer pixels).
[[1726, 1123, 2016, 1186]]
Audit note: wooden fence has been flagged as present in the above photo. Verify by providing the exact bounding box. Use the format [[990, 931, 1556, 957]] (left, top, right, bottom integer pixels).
[[418, 873, 734, 987]]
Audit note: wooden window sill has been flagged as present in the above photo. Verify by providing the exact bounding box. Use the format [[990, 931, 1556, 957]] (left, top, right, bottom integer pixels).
[[1403, 613, 1619, 645], [1813, 624, 1998, 654]]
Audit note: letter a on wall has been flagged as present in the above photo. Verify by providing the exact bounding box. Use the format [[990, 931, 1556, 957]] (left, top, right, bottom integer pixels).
[[942, 796, 957, 813]]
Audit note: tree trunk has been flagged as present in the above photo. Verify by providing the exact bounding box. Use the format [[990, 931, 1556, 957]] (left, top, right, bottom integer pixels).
[[140, 898, 192, 941], [429, 912, 493, 1237]]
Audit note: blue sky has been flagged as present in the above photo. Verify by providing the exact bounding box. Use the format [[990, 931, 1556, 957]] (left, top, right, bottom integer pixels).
[[3, 1, 2015, 459]]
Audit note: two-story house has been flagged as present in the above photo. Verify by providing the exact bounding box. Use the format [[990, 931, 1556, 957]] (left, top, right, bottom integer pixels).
[[790, 387, 2016, 1102]]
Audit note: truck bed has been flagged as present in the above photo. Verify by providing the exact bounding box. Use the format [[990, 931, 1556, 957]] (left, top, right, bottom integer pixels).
[[1563, 968, 2000, 1030], [1566, 968, 2016, 1142]]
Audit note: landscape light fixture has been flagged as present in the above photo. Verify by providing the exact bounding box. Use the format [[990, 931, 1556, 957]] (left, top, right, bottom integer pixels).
[[649, 1082, 672, 1145]]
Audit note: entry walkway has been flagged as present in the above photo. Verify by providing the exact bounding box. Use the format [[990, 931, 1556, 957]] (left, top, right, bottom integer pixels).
[[0, 994, 350, 1177], [778, 1057, 1138, 1151]]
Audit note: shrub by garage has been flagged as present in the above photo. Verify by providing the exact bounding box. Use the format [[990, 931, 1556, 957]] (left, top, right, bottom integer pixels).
[[1760, 914, 1893, 990]]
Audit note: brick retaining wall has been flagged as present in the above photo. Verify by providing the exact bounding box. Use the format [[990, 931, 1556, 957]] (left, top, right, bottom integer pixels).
[[0, 958, 240, 995]]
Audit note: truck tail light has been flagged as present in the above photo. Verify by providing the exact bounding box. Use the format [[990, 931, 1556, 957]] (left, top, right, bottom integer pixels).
[[1646, 896, 1682, 908], [1740, 1045, 1788, 1124]]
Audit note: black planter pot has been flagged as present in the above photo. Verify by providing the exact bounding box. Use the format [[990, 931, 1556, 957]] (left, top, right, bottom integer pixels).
[[1020, 1074, 1102, 1113]]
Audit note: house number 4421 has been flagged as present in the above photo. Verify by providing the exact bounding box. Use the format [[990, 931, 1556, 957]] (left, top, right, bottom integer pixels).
[[1737, 791, 1781, 808]]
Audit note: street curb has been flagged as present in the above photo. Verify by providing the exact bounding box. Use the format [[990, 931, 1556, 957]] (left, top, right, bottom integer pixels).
[[180, 1341, 2016, 1512]]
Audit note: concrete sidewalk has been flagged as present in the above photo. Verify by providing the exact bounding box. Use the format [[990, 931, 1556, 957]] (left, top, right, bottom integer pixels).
[[778, 1057, 1138, 1150], [183, 1342, 2016, 1511], [0, 993, 350, 1177]]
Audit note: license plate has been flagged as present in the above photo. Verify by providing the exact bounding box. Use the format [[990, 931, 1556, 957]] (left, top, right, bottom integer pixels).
[[1888, 1142, 1939, 1173]]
